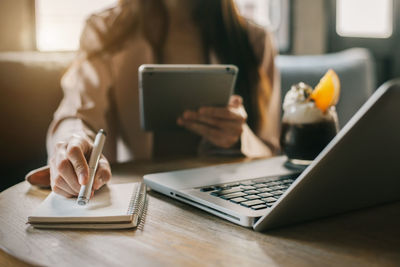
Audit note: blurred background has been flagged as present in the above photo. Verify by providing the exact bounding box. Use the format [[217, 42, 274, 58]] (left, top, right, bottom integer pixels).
[[0, 0, 399, 191]]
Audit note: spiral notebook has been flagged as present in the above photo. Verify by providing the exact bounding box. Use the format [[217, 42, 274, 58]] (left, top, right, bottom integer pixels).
[[28, 182, 147, 229]]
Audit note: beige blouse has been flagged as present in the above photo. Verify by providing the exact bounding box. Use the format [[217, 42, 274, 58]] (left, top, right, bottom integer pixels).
[[46, 6, 281, 163]]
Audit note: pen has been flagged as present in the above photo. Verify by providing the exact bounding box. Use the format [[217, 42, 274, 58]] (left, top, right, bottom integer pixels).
[[77, 129, 107, 206]]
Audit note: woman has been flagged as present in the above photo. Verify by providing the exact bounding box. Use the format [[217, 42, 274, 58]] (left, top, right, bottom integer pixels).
[[28, 0, 281, 197]]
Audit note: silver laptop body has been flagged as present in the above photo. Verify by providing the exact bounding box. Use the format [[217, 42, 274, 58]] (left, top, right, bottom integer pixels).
[[144, 80, 400, 231]]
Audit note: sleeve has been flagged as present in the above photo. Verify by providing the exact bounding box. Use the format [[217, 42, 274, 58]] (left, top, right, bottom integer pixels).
[[46, 53, 114, 160]]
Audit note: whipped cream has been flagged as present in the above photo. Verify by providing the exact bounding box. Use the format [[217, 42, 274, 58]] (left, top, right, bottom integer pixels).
[[282, 83, 332, 124]]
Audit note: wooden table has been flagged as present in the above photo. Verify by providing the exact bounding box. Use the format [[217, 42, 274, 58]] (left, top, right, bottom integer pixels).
[[1, 157, 400, 267]]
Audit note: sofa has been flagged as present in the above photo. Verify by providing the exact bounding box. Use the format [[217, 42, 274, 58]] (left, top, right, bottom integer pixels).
[[0, 52, 75, 191], [0, 48, 376, 191]]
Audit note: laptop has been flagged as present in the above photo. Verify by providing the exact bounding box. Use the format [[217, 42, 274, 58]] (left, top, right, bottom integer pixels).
[[144, 80, 400, 231]]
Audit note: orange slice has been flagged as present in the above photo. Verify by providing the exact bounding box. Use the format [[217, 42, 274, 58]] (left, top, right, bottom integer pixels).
[[310, 69, 341, 112]]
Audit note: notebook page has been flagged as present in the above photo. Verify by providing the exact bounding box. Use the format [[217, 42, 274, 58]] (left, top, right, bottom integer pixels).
[[28, 183, 139, 223]]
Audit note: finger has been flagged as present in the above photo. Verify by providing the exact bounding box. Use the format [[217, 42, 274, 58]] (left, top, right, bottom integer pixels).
[[184, 121, 238, 148], [229, 95, 243, 108], [197, 107, 245, 121], [182, 120, 224, 143], [55, 149, 81, 193], [66, 137, 91, 185], [49, 157, 75, 197], [92, 158, 112, 191], [182, 119, 240, 148], [60, 162, 81, 194], [184, 113, 243, 133], [53, 185, 74, 198], [70, 134, 92, 154], [53, 175, 76, 196]]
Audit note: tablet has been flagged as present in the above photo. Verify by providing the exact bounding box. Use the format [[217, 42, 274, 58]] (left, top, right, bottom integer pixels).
[[138, 64, 238, 131]]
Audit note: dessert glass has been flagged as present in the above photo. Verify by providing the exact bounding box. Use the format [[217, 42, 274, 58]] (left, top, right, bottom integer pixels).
[[280, 82, 339, 167]]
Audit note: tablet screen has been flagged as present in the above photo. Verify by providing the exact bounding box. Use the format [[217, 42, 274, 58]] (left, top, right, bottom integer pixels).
[[139, 64, 238, 131]]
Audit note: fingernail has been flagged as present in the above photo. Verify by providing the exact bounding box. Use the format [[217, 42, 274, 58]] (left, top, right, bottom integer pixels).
[[79, 173, 86, 185]]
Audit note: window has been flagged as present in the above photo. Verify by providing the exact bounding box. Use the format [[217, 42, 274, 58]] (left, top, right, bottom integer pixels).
[[36, 0, 117, 51], [234, 0, 291, 52], [36, 0, 291, 52], [336, 0, 393, 38]]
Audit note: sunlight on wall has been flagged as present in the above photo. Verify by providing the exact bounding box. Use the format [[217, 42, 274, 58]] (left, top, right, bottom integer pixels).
[[36, 0, 290, 52], [36, 0, 117, 51]]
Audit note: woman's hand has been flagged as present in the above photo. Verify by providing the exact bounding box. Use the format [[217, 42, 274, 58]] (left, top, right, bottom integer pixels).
[[48, 134, 111, 198], [177, 95, 247, 148]]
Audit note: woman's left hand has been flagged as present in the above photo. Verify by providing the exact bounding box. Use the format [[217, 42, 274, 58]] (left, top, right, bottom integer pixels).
[[177, 95, 247, 148]]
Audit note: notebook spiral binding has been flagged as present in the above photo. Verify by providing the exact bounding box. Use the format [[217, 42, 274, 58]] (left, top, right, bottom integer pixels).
[[127, 182, 147, 224]]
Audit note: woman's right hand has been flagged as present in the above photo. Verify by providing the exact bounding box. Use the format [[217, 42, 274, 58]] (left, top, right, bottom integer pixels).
[[48, 134, 111, 198]]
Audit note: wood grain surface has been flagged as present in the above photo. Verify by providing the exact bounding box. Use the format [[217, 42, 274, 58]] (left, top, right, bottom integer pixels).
[[1, 157, 400, 267]]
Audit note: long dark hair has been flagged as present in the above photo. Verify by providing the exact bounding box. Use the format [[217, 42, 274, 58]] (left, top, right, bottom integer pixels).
[[81, 0, 272, 134]]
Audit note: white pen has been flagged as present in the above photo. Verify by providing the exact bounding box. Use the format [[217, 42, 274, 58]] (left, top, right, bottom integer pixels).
[[77, 129, 107, 206]]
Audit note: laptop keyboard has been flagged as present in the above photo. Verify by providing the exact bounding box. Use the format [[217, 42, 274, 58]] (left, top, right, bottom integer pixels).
[[199, 174, 298, 211]]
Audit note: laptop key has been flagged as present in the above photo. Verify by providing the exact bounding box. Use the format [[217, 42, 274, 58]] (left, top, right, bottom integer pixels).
[[230, 197, 247, 203], [257, 187, 272, 192], [244, 195, 261, 200], [262, 197, 278, 203], [254, 177, 279, 183], [251, 204, 268, 210], [241, 185, 256, 190], [258, 192, 274, 198], [240, 181, 255, 186], [272, 190, 285, 196], [281, 179, 294, 184], [269, 185, 286, 190], [220, 192, 247, 199], [254, 183, 268, 188], [240, 199, 264, 207], [220, 185, 231, 190], [244, 190, 259, 195]]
